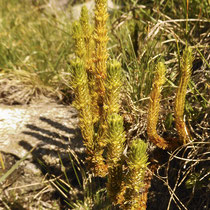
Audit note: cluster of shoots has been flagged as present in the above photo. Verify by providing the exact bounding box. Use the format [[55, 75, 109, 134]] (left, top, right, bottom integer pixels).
[[147, 47, 193, 150], [70, 0, 193, 208], [70, 0, 149, 209], [119, 139, 149, 209]]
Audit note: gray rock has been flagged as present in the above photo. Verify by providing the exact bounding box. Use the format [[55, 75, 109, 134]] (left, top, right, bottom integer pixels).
[[47, 0, 69, 10], [0, 103, 82, 159], [45, 0, 119, 20], [71, 0, 119, 20]]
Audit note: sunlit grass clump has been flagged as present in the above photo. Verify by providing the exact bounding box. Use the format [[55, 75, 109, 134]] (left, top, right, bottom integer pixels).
[[0, 0, 73, 104]]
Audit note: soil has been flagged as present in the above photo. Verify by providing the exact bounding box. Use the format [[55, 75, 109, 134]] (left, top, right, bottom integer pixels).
[[0, 101, 85, 209]]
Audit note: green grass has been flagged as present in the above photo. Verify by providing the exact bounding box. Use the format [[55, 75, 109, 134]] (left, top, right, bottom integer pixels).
[[0, 0, 74, 103]]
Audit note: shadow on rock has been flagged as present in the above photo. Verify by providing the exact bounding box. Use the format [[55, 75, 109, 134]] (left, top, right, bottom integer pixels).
[[19, 116, 87, 203]]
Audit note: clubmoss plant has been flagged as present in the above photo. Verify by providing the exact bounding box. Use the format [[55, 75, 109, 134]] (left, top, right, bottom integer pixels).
[[70, 59, 94, 156], [121, 139, 149, 210], [97, 60, 122, 148], [147, 53, 193, 150], [147, 62, 169, 150], [104, 60, 122, 115], [93, 0, 109, 117], [106, 113, 126, 204], [71, 0, 150, 206], [79, 6, 98, 123], [79, 6, 94, 73], [175, 46, 193, 144], [145, 47, 195, 209], [71, 1, 119, 177]]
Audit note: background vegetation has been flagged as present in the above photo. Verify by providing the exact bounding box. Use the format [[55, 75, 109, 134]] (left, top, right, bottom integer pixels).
[[0, 0, 209, 209]]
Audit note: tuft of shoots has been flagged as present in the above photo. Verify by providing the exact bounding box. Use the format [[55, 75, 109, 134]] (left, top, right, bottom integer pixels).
[[106, 113, 126, 168], [106, 113, 126, 204], [97, 60, 122, 147], [105, 60, 122, 115], [175, 46, 193, 144], [79, 5, 98, 123], [122, 139, 149, 210], [70, 58, 94, 155], [71, 0, 111, 177], [93, 0, 109, 116], [147, 62, 169, 149], [70, 58, 107, 176]]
